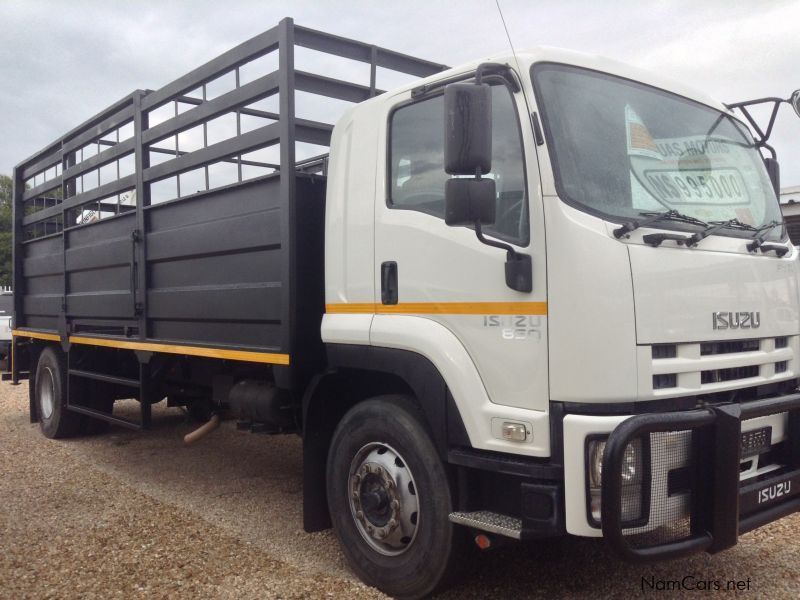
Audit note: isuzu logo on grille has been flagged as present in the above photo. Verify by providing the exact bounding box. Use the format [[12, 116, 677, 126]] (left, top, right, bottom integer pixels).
[[712, 311, 760, 330]]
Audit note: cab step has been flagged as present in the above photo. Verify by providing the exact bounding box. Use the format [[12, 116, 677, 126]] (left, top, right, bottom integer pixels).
[[448, 510, 522, 539]]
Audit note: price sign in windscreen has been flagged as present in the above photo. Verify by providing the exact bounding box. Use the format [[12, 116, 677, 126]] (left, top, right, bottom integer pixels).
[[625, 104, 765, 224]]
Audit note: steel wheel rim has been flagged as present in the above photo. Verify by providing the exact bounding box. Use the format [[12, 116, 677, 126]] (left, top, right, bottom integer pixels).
[[348, 442, 420, 556], [38, 366, 55, 420]]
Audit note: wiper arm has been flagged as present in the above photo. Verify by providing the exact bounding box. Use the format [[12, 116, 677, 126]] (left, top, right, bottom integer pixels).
[[689, 218, 757, 246], [746, 220, 787, 255], [613, 210, 708, 238]]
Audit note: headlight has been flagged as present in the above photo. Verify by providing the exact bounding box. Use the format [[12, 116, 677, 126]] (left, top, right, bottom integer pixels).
[[588, 440, 605, 488], [586, 437, 645, 526]]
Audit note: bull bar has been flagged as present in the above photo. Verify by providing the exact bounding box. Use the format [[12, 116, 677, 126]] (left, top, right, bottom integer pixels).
[[601, 391, 800, 562]]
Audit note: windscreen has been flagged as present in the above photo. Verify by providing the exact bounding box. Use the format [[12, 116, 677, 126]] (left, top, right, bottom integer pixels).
[[533, 63, 784, 239]]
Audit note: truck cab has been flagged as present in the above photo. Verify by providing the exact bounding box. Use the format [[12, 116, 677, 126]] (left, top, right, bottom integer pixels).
[[323, 45, 800, 570]]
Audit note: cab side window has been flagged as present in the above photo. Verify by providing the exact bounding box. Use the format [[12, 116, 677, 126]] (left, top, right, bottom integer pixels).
[[389, 82, 529, 245]]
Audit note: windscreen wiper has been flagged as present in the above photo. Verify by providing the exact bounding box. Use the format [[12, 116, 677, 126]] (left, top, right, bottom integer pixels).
[[746, 220, 789, 256], [613, 209, 708, 239], [689, 218, 757, 246]]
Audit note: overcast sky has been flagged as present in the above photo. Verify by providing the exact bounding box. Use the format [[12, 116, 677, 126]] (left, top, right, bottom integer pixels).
[[2, 0, 799, 188]]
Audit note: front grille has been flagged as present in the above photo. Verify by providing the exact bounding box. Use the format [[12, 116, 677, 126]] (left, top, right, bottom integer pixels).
[[645, 336, 796, 398], [701, 365, 759, 384], [701, 339, 760, 355], [652, 344, 677, 359], [653, 373, 677, 389]]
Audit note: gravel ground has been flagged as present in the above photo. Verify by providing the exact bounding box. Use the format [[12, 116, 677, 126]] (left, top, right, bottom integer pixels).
[[1, 380, 799, 599]]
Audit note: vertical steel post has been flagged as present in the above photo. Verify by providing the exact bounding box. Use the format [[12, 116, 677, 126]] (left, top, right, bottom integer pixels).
[[60, 150, 75, 345], [133, 91, 150, 339], [370, 46, 378, 97], [11, 166, 25, 386], [139, 359, 152, 429], [278, 17, 296, 368]]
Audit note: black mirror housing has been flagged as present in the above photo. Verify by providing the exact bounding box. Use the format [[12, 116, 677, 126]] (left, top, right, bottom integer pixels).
[[765, 157, 780, 197], [444, 82, 492, 175], [445, 178, 496, 226], [791, 90, 800, 118]]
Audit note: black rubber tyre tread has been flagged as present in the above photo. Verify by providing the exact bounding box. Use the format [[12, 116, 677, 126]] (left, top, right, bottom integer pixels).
[[36, 346, 83, 439], [326, 395, 467, 599]]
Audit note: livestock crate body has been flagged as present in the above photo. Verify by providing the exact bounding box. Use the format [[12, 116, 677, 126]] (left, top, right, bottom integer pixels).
[[10, 18, 445, 409]]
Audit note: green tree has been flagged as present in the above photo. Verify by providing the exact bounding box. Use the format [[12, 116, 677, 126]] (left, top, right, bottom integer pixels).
[[0, 174, 13, 286]]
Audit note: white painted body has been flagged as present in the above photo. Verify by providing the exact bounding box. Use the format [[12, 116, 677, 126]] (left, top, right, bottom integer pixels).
[[0, 292, 12, 344], [0, 316, 10, 343], [322, 48, 800, 536]]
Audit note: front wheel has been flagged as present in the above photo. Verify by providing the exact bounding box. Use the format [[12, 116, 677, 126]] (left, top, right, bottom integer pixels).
[[326, 396, 465, 599]]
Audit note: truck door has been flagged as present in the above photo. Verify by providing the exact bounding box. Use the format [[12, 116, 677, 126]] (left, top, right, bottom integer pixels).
[[373, 77, 548, 413]]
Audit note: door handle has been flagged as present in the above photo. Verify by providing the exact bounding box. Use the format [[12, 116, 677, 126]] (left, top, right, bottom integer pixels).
[[381, 261, 398, 305]]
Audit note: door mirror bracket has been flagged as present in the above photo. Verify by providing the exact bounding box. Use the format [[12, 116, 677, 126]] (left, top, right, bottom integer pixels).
[[475, 222, 533, 293]]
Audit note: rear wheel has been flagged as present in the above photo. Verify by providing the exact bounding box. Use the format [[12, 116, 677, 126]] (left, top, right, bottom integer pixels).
[[326, 396, 465, 599], [36, 346, 83, 439]]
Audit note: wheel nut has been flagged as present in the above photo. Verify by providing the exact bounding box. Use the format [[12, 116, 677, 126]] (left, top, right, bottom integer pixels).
[[367, 525, 373, 533], [356, 511, 364, 521], [390, 500, 399, 510], [388, 519, 397, 530]]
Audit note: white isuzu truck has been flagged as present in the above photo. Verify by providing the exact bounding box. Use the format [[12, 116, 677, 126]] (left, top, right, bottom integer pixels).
[[7, 17, 800, 598]]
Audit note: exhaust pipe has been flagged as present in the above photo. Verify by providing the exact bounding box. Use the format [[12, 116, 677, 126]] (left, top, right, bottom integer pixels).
[[183, 413, 221, 445]]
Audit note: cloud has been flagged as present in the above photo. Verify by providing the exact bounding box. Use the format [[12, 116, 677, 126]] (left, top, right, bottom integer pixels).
[[2, 0, 798, 185]]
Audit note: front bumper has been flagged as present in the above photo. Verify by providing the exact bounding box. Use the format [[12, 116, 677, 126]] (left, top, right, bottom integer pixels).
[[601, 391, 800, 562]]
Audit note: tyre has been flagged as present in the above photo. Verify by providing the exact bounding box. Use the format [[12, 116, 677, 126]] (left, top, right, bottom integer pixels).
[[35, 346, 83, 439], [326, 396, 465, 599]]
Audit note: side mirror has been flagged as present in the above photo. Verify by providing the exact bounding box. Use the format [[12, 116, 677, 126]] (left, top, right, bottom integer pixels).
[[443, 82, 495, 225], [444, 82, 492, 174], [791, 90, 800, 118], [765, 157, 780, 197], [445, 178, 496, 226], [442, 79, 532, 294]]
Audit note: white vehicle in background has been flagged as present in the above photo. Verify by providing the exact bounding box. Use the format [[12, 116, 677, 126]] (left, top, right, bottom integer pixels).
[[0, 288, 12, 370]]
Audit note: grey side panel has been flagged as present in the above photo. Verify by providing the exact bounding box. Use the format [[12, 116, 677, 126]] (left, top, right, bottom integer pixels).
[[20, 236, 62, 330], [145, 176, 287, 351]]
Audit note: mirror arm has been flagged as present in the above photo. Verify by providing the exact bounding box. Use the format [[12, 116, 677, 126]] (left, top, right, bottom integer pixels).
[[474, 222, 533, 293], [475, 221, 517, 258]]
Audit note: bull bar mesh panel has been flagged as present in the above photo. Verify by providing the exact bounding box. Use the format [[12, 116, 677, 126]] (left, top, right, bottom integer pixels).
[[624, 431, 693, 549], [601, 391, 800, 563]]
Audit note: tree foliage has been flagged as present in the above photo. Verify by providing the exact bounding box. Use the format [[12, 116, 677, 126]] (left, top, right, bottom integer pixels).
[[0, 174, 12, 286]]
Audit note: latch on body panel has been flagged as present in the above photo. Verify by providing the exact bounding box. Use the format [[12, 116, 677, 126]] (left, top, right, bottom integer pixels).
[[131, 229, 143, 315]]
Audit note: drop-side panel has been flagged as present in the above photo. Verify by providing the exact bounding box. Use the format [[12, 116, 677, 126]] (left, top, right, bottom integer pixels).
[[65, 212, 137, 324], [145, 175, 287, 352], [20, 236, 62, 331]]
